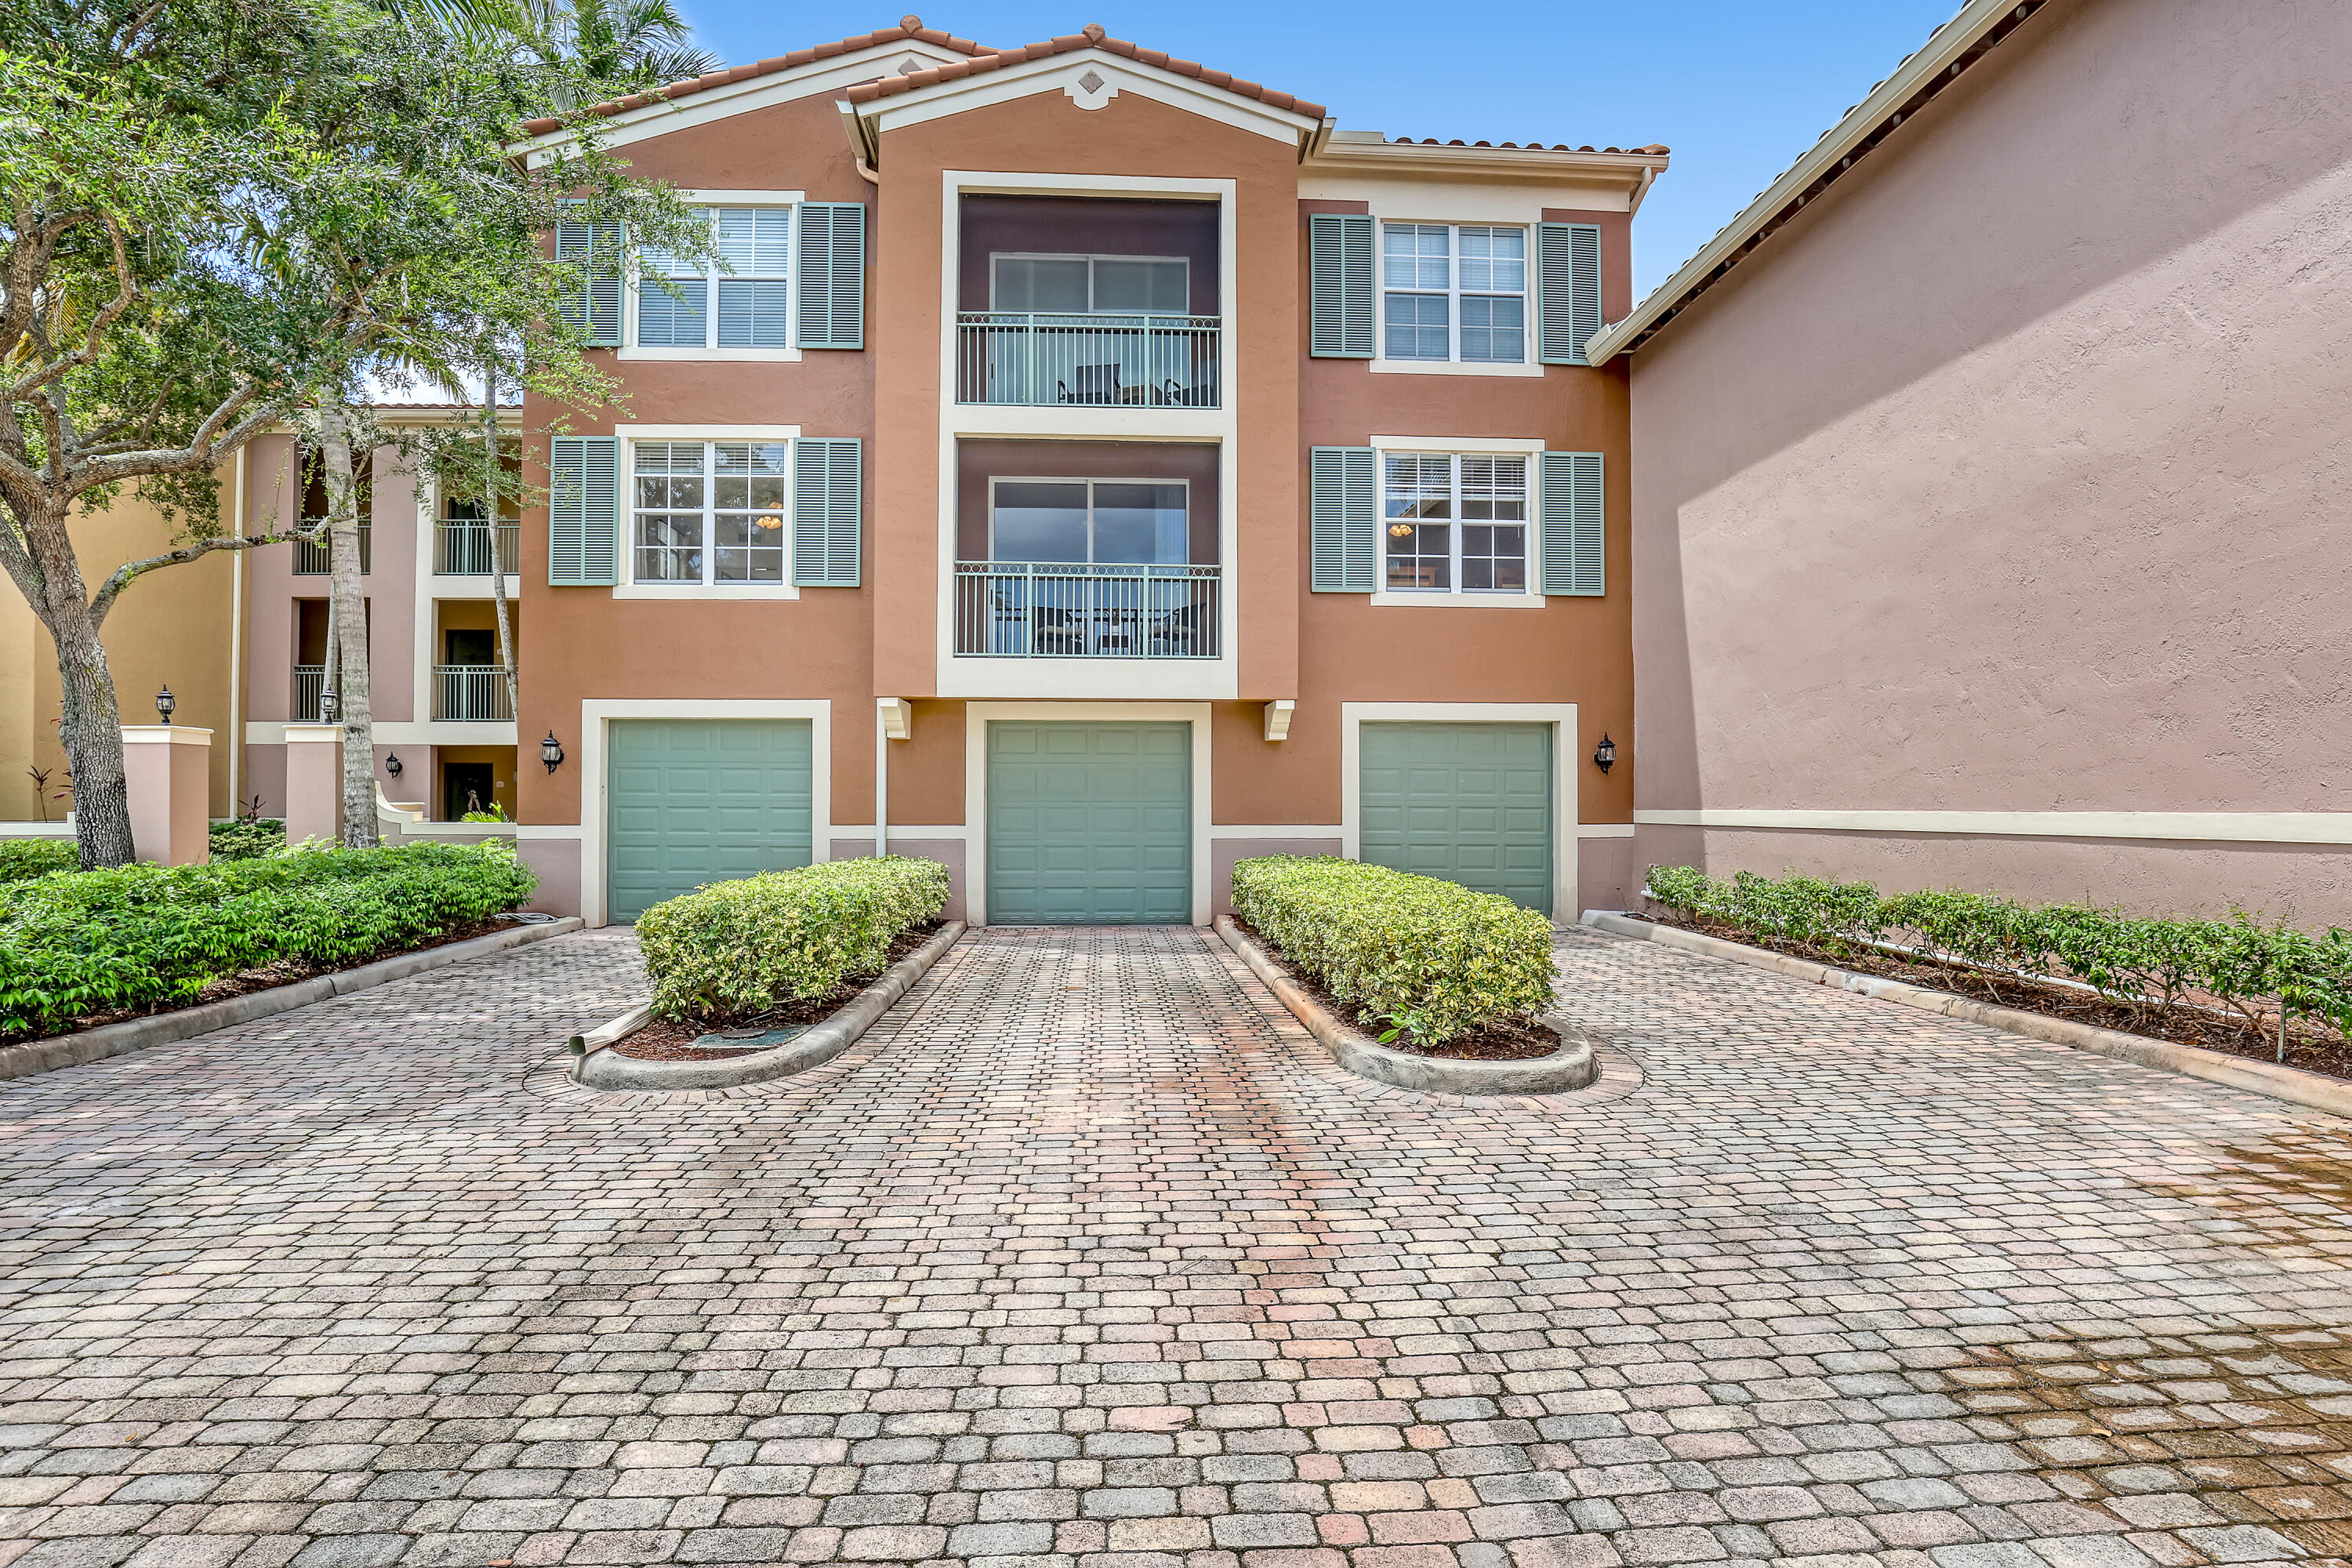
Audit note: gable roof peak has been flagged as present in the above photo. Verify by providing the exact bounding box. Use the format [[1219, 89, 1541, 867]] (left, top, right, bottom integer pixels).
[[842, 24, 1327, 121]]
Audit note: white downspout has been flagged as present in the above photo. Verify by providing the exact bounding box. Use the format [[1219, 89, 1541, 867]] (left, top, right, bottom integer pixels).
[[875, 703, 888, 858]]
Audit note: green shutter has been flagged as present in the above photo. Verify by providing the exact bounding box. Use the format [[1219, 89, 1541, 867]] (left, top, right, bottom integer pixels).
[[1537, 222, 1602, 365], [1309, 445, 1376, 592], [1308, 213, 1374, 358], [793, 437, 861, 586], [1540, 451, 1604, 596], [549, 436, 620, 586], [797, 202, 866, 350], [556, 217, 622, 346]]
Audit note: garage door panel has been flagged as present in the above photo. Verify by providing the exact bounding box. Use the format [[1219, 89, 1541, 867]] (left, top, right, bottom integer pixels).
[[989, 721, 1190, 925], [606, 719, 813, 922], [1359, 722, 1553, 914]]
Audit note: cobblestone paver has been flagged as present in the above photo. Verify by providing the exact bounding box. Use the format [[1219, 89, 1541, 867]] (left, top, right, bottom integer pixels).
[[3, 924, 2351, 1568]]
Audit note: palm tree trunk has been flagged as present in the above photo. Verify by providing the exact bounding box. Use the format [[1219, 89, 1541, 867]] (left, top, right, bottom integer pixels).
[[482, 382, 520, 742], [318, 404, 379, 848]]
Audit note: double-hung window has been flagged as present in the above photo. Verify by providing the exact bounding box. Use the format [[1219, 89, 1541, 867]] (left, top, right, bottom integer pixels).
[[631, 441, 789, 585], [635, 207, 793, 349], [1383, 452, 1529, 593], [1381, 223, 1527, 363]]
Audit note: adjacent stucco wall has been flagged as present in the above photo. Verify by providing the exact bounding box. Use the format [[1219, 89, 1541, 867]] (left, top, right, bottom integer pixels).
[[1626, 0, 2352, 920]]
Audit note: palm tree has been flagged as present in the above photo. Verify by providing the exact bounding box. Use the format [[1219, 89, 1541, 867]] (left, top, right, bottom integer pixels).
[[392, 0, 720, 92]]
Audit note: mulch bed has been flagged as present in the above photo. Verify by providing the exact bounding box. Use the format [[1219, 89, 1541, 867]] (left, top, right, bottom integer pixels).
[[3, 916, 521, 1047], [1229, 918, 1562, 1062], [1641, 909, 2352, 1083], [618, 922, 944, 1061]]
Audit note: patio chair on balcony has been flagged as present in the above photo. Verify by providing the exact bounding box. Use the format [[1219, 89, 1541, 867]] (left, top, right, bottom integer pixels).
[[1033, 605, 1088, 656], [1149, 599, 1207, 657], [1057, 364, 1123, 405]]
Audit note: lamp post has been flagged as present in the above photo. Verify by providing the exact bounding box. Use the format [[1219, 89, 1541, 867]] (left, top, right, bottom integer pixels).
[[155, 685, 176, 724]]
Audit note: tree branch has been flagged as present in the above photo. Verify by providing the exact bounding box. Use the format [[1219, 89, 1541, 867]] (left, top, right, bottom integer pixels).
[[88, 524, 320, 628]]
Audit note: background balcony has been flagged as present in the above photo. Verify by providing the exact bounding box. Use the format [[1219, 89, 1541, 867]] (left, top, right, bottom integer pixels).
[[434, 665, 514, 721], [435, 521, 521, 575], [292, 665, 325, 720], [956, 314, 1220, 408], [292, 524, 369, 575], [955, 562, 1221, 659]]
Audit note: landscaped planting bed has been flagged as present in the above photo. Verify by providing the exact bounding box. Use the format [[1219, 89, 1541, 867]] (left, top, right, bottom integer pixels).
[[626, 855, 951, 1059], [0, 840, 75, 882], [0, 840, 539, 1042], [1644, 866, 2352, 1080], [1229, 855, 1562, 1058]]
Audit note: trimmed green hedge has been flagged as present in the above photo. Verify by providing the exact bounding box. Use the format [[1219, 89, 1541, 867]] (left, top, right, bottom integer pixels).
[[637, 856, 950, 1025], [1646, 865, 2352, 1044], [1229, 855, 1555, 1045], [0, 840, 538, 1040], [209, 818, 287, 862], [0, 840, 76, 883]]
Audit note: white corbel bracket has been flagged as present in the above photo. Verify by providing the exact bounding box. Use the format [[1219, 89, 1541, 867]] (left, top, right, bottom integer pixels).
[[878, 697, 913, 741], [1263, 699, 1296, 743]]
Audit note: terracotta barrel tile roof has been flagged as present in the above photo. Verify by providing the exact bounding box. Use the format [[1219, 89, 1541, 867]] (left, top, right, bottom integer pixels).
[[517, 16, 997, 135], [843, 22, 1327, 121]]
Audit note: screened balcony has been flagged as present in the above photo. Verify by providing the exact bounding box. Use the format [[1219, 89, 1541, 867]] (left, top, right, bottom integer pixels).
[[956, 194, 1221, 408], [434, 518, 521, 575], [292, 524, 368, 575]]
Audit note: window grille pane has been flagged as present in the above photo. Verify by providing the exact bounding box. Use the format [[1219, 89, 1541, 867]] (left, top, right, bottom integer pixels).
[[633, 441, 706, 582], [1384, 453, 1453, 590], [1461, 295, 1526, 362], [638, 278, 707, 347], [714, 207, 791, 275], [1458, 227, 1526, 292], [1459, 456, 1526, 591], [717, 279, 790, 347], [1383, 223, 1449, 289], [1384, 292, 1448, 360], [711, 441, 789, 580]]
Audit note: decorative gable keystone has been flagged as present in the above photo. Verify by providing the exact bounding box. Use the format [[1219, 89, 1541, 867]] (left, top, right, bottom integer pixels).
[[1065, 64, 1118, 111]]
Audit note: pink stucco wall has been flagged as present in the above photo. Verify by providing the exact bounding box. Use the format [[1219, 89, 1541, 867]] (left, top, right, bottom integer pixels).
[[1626, 0, 2352, 921]]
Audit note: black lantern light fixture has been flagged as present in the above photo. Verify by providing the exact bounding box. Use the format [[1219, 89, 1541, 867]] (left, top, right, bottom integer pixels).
[[540, 731, 565, 774], [154, 684, 176, 724], [319, 688, 339, 724], [1592, 732, 1617, 774], [384, 751, 403, 779]]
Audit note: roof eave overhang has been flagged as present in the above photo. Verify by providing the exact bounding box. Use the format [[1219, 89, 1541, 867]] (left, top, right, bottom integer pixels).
[[1586, 0, 2049, 365], [1301, 141, 1668, 194]]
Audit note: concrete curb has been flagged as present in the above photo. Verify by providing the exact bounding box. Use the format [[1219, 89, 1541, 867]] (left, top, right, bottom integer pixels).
[[571, 921, 964, 1091], [0, 916, 586, 1083], [1583, 909, 2352, 1121], [1214, 915, 1599, 1096]]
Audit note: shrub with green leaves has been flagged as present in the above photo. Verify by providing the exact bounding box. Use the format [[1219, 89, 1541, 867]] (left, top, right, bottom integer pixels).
[[0, 840, 77, 883], [1229, 855, 1556, 1046], [637, 857, 951, 1025], [208, 818, 288, 862], [1644, 865, 2352, 1047], [0, 840, 538, 1040]]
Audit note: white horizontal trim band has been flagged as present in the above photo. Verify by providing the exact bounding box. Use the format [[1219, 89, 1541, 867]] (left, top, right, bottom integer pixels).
[[1635, 809, 2352, 846]]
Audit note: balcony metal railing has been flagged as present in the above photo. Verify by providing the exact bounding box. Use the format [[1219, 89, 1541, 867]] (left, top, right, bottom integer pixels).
[[955, 313, 1220, 408], [434, 664, 514, 721], [434, 521, 521, 576], [292, 524, 370, 575], [292, 665, 325, 720], [954, 562, 1221, 659]]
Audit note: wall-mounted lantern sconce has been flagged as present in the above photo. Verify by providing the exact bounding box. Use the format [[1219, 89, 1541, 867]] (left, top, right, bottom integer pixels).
[[1592, 732, 1617, 774], [540, 731, 565, 774], [154, 685, 176, 724], [319, 689, 340, 724], [384, 752, 403, 779]]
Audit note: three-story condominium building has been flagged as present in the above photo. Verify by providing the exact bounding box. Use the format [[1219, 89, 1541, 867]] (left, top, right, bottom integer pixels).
[[503, 19, 1666, 925]]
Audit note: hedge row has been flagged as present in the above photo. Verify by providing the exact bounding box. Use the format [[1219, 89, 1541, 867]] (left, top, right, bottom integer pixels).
[[1229, 855, 1555, 1045], [637, 856, 950, 1025], [0, 840, 75, 883], [1646, 866, 2352, 1044], [0, 840, 539, 1040]]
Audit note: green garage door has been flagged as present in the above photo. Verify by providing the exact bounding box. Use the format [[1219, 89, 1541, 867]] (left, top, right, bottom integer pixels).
[[1360, 721, 1554, 913], [607, 719, 813, 922], [988, 721, 1190, 924]]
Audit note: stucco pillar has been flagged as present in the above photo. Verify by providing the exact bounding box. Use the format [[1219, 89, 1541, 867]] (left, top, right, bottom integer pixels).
[[120, 725, 212, 866], [283, 724, 343, 845]]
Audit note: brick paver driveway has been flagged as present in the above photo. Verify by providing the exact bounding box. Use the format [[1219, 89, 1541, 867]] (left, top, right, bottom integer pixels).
[[4, 926, 2351, 1568]]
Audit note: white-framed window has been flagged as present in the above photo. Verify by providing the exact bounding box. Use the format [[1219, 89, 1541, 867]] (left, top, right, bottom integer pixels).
[[630, 440, 790, 585], [633, 206, 793, 349], [1381, 223, 1527, 364], [991, 254, 1191, 316], [1381, 451, 1529, 593], [989, 478, 1190, 564]]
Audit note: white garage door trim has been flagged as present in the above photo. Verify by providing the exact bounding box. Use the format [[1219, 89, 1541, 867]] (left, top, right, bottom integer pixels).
[[578, 699, 833, 927], [964, 701, 1213, 927], [1341, 702, 1579, 920]]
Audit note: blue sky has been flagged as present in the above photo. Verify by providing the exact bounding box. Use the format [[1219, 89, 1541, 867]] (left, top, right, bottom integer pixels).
[[667, 0, 1964, 296]]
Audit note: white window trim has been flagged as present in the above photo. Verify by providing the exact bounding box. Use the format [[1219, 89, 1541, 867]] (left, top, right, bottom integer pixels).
[[1340, 701, 1581, 920], [612, 425, 802, 600], [620, 192, 805, 362], [1372, 219, 1541, 378], [987, 252, 1194, 316], [984, 475, 1193, 564], [1367, 435, 1544, 608]]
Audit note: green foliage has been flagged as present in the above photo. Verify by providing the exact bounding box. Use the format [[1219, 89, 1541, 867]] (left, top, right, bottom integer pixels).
[[459, 801, 511, 822], [0, 840, 536, 1040], [1644, 866, 2352, 1047], [0, 840, 78, 883], [637, 858, 951, 1025], [207, 818, 288, 862], [1229, 855, 1556, 1046]]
